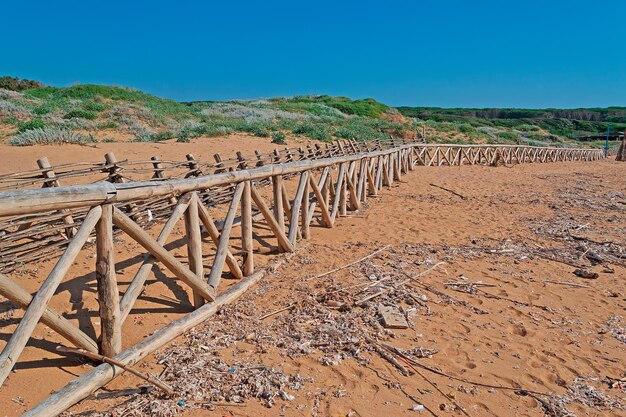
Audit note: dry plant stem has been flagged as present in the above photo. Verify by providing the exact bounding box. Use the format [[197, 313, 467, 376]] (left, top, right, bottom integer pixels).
[[355, 261, 445, 305], [378, 341, 551, 396], [366, 338, 413, 376], [429, 183, 467, 199], [55, 346, 174, 395], [544, 280, 591, 289], [257, 304, 296, 320], [369, 339, 471, 417], [307, 245, 391, 280]]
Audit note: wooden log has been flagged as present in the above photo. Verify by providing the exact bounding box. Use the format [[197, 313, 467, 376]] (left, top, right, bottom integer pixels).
[[241, 181, 254, 275], [306, 167, 330, 225], [206, 182, 244, 291], [96, 204, 122, 357], [23, 270, 266, 417], [330, 163, 346, 222], [185, 153, 202, 178], [184, 193, 204, 308], [308, 173, 333, 227], [105, 153, 139, 220], [272, 175, 285, 233], [340, 168, 348, 216], [301, 173, 310, 239], [111, 207, 215, 302], [0, 205, 102, 387], [374, 155, 383, 191], [616, 135, 626, 161], [356, 158, 366, 202], [382, 157, 392, 189], [119, 193, 192, 322], [151, 157, 177, 204], [37, 157, 76, 238], [345, 162, 360, 210], [287, 172, 308, 244], [0, 273, 98, 353], [249, 185, 294, 253], [367, 158, 377, 196], [280, 181, 292, 218], [195, 199, 244, 279]]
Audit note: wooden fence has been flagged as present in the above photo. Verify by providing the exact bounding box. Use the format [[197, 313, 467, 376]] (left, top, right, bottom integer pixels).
[[0, 141, 603, 417]]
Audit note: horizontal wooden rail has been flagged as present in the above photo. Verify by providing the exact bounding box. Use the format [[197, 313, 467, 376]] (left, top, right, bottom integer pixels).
[[0, 144, 602, 217]]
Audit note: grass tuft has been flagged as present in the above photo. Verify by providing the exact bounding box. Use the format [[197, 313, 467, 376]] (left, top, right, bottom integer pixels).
[[10, 127, 95, 146]]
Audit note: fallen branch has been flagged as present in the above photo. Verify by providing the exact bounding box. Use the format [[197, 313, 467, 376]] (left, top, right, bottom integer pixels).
[[56, 346, 174, 396], [307, 245, 391, 280], [366, 337, 413, 377], [429, 183, 467, 200], [370, 339, 471, 417]]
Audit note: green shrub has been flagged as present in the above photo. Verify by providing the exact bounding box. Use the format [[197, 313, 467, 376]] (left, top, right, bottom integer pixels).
[[10, 127, 95, 146], [498, 131, 518, 142], [83, 101, 106, 112], [3, 115, 19, 124], [18, 118, 46, 132], [33, 105, 53, 115], [458, 123, 474, 134], [0, 76, 45, 91], [96, 121, 118, 129], [292, 122, 331, 141], [133, 130, 176, 142], [64, 109, 98, 120], [280, 95, 389, 118], [271, 132, 286, 144]]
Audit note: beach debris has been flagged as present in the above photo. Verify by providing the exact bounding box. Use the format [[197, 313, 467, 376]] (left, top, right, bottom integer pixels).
[[90, 386, 153, 400], [56, 345, 174, 396], [379, 304, 409, 329], [574, 268, 599, 279], [410, 403, 425, 412]]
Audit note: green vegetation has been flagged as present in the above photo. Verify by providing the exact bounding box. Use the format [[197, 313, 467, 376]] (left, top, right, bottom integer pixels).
[[10, 127, 95, 146], [0, 76, 45, 92], [271, 131, 286, 144], [18, 118, 46, 132], [397, 106, 626, 144], [0, 78, 619, 148]]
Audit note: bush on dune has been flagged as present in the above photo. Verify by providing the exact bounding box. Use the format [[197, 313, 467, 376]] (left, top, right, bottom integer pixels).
[[10, 127, 95, 146]]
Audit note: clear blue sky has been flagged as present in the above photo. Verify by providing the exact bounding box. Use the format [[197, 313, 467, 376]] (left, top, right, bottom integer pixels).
[[2, 0, 625, 108]]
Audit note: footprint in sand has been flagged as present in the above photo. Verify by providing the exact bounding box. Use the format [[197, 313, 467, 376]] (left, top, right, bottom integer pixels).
[[510, 323, 528, 337]]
